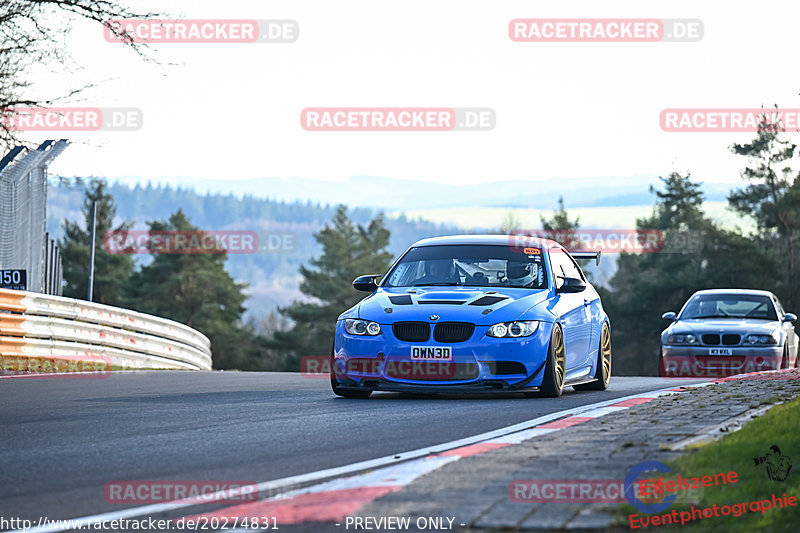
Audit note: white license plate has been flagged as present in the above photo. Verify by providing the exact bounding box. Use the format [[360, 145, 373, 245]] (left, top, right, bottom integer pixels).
[[708, 348, 733, 356], [411, 346, 452, 360]]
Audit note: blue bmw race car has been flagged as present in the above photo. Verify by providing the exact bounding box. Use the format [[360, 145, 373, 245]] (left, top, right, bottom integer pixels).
[[330, 235, 611, 398]]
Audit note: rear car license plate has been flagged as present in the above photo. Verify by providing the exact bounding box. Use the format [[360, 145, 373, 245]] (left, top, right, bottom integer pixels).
[[709, 348, 733, 356], [411, 346, 452, 360]]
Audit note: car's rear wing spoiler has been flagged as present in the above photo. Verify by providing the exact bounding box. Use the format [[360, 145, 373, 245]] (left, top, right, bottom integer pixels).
[[569, 251, 602, 266]]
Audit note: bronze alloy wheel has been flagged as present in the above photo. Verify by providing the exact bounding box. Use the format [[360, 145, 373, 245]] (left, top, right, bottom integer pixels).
[[552, 325, 566, 390], [600, 325, 612, 386], [529, 324, 566, 397], [575, 322, 612, 391]]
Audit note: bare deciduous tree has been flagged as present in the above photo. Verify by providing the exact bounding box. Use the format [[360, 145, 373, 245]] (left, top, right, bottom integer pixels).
[[0, 0, 164, 149]]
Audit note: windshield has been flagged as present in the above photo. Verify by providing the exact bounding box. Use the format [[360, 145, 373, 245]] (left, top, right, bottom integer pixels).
[[382, 244, 548, 289], [679, 294, 778, 320]]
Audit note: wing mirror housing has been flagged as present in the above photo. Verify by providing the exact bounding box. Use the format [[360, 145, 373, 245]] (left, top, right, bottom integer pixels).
[[353, 274, 381, 292], [784, 312, 797, 323], [662, 312, 677, 321], [556, 276, 586, 294]]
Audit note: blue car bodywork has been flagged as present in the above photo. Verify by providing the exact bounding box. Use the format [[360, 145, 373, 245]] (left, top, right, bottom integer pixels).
[[330, 235, 611, 397]]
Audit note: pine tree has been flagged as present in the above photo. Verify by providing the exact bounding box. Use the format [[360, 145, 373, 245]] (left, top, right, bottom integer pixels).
[[271, 205, 393, 370], [540, 195, 580, 231], [59, 178, 135, 305], [539, 195, 589, 274], [127, 209, 251, 369], [729, 110, 800, 306]]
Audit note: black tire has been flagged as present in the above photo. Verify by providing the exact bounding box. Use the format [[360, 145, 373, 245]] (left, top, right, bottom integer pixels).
[[527, 324, 566, 398], [574, 322, 612, 391], [330, 352, 372, 399], [780, 345, 789, 370]]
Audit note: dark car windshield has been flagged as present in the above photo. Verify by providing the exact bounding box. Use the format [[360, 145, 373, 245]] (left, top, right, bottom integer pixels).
[[382, 244, 548, 289], [679, 294, 778, 321]]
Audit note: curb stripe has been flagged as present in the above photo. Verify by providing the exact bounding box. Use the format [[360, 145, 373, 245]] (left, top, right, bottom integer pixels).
[[537, 416, 595, 429], [611, 397, 656, 407], [438, 442, 510, 457], [489, 427, 558, 444], [575, 406, 627, 418]]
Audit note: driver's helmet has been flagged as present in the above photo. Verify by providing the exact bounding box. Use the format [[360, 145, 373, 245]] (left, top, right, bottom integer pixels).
[[507, 260, 536, 287], [426, 259, 455, 278]]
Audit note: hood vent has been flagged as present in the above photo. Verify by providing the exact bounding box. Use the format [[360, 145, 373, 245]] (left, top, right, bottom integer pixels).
[[469, 295, 507, 306], [388, 292, 509, 307]]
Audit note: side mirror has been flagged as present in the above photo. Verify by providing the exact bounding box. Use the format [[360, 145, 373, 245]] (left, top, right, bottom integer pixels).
[[556, 276, 586, 294], [784, 313, 797, 323], [353, 274, 381, 292], [662, 312, 677, 321]]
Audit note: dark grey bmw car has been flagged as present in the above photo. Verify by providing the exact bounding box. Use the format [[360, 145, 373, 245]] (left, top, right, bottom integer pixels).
[[660, 289, 798, 377]]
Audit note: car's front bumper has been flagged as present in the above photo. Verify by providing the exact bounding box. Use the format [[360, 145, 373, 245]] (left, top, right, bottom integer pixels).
[[333, 320, 553, 392], [660, 345, 782, 377], [331, 376, 544, 395]]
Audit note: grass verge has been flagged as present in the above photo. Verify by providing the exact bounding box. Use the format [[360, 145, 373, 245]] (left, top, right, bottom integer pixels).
[[620, 397, 800, 532]]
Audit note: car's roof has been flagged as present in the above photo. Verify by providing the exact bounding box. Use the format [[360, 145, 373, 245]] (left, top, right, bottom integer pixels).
[[691, 288, 776, 298], [411, 234, 561, 248]]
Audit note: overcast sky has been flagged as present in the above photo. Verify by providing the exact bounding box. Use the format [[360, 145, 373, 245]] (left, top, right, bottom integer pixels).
[[24, 0, 800, 187]]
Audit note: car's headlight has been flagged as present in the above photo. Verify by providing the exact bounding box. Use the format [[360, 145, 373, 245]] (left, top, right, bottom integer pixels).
[[487, 321, 539, 338], [344, 319, 381, 336], [744, 331, 779, 345], [667, 333, 698, 345]]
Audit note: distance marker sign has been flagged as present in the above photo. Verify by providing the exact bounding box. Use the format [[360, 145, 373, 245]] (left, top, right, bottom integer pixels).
[[0, 269, 27, 291]]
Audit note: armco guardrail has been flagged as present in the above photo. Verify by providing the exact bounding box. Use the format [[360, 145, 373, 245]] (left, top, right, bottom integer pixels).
[[0, 288, 212, 371]]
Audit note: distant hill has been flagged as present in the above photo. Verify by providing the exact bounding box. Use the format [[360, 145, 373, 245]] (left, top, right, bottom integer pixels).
[[104, 174, 741, 211]]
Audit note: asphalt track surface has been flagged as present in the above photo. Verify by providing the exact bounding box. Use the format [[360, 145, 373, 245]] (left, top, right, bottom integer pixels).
[[0, 371, 706, 523]]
